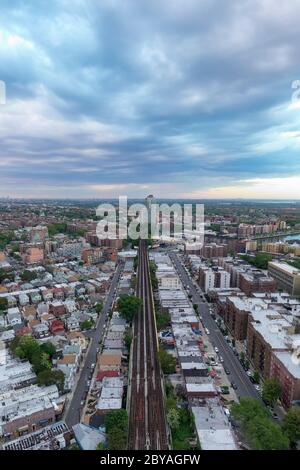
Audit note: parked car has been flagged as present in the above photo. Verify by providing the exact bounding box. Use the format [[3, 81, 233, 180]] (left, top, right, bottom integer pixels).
[[205, 328, 210, 335], [219, 355, 224, 363], [214, 347, 219, 353], [231, 382, 238, 390], [225, 368, 230, 375]]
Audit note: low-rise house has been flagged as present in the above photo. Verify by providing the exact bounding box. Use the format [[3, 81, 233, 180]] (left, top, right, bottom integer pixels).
[[19, 293, 29, 306], [40, 312, 55, 326], [57, 354, 78, 391], [32, 322, 50, 339], [30, 292, 42, 304], [49, 301, 66, 318], [50, 319, 65, 336], [42, 289, 53, 302], [64, 299, 77, 314], [15, 325, 32, 337], [22, 305, 37, 322], [0, 329, 15, 343], [65, 315, 80, 332], [67, 331, 88, 351], [7, 307, 22, 326]]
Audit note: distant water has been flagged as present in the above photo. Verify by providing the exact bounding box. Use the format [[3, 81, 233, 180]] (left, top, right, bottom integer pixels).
[[284, 234, 300, 242]]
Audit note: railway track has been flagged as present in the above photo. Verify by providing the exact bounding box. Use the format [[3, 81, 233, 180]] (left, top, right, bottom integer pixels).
[[128, 240, 169, 450]]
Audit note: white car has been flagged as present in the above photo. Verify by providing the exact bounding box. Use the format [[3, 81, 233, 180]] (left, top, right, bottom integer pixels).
[[205, 328, 210, 335], [219, 356, 224, 363], [254, 384, 261, 391], [214, 347, 219, 353]]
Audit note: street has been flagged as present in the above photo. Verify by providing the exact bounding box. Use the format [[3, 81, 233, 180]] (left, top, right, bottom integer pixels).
[[64, 262, 123, 428], [169, 252, 262, 401]]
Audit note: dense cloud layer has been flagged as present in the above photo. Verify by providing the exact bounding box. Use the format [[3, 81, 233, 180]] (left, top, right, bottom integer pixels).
[[0, 0, 300, 198]]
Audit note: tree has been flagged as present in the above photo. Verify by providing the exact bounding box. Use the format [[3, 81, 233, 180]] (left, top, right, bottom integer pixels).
[[241, 253, 273, 270], [21, 270, 37, 282], [117, 295, 142, 322], [95, 303, 103, 314], [12, 335, 41, 362], [231, 397, 270, 428], [107, 427, 127, 450], [105, 409, 128, 450], [0, 297, 8, 312], [32, 352, 51, 374], [40, 342, 56, 358], [231, 398, 289, 450], [252, 370, 260, 384], [240, 351, 245, 365], [262, 378, 281, 406], [167, 408, 180, 430], [246, 416, 289, 450], [37, 369, 65, 392], [80, 319, 94, 330], [96, 442, 106, 450], [158, 348, 176, 374], [282, 407, 300, 447], [124, 331, 132, 350], [105, 409, 128, 433]]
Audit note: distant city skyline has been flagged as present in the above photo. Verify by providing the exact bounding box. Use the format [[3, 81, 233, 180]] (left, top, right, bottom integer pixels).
[[0, 1, 300, 199]]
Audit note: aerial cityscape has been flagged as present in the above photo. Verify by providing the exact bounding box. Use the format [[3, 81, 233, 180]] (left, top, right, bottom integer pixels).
[[0, 0, 300, 459]]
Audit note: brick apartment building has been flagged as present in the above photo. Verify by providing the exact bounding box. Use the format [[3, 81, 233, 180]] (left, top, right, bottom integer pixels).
[[81, 248, 103, 265], [239, 272, 277, 296], [270, 351, 300, 408], [23, 247, 44, 265]]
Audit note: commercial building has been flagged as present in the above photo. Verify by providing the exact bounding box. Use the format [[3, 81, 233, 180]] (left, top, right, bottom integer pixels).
[[268, 261, 300, 296]]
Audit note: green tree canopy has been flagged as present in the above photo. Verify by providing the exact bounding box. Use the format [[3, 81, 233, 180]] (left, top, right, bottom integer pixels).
[[105, 409, 128, 434], [246, 416, 289, 450], [37, 369, 65, 392], [231, 397, 270, 428], [12, 335, 41, 362], [21, 270, 38, 282], [167, 408, 180, 430], [158, 348, 176, 374], [80, 319, 95, 330], [262, 378, 282, 406], [117, 295, 142, 322], [40, 341, 56, 358], [282, 407, 300, 447], [95, 302, 103, 314], [105, 409, 128, 450], [231, 398, 289, 450], [252, 370, 260, 384], [96, 442, 106, 450], [0, 297, 8, 312]]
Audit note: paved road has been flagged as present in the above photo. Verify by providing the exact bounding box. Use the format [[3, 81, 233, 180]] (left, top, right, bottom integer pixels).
[[65, 262, 123, 428], [169, 252, 262, 401]]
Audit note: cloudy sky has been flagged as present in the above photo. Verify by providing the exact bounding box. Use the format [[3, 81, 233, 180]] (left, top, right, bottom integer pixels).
[[0, 0, 300, 199]]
